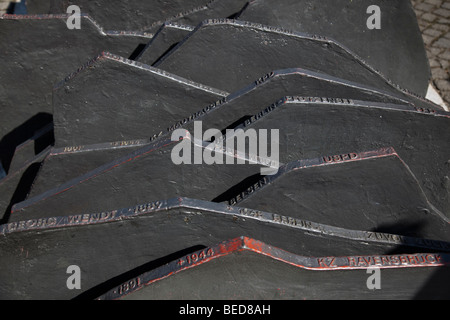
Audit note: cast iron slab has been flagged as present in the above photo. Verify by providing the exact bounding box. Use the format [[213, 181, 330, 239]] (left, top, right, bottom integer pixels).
[[8, 123, 54, 174], [8, 136, 266, 221], [0, 147, 51, 223], [55, 63, 416, 151], [220, 148, 450, 242], [1, 198, 449, 300], [238, 0, 430, 96], [0, 14, 151, 151], [0, 112, 53, 176], [98, 237, 450, 300], [24, 0, 249, 33], [226, 97, 450, 218], [136, 22, 194, 66], [152, 19, 438, 110], [53, 52, 226, 148]]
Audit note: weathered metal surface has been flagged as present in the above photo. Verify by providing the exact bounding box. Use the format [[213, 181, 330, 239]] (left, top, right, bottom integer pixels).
[[24, 0, 249, 33], [0, 113, 53, 176], [1, 199, 449, 299], [222, 96, 450, 217], [53, 52, 226, 148], [98, 237, 450, 300], [8, 123, 53, 174], [8, 136, 265, 221], [54, 66, 413, 152], [152, 20, 439, 110], [238, 0, 430, 96], [222, 148, 450, 242], [0, 147, 51, 222], [0, 15, 151, 150]]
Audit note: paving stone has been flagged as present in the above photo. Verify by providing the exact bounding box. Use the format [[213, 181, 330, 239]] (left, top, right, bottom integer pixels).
[[434, 8, 450, 18], [434, 37, 450, 48], [422, 12, 438, 21]]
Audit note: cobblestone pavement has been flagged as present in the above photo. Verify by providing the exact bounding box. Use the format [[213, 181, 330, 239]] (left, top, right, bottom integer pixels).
[[412, 0, 450, 108]]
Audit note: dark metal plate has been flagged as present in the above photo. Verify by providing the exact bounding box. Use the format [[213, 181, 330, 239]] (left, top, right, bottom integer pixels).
[[223, 148, 450, 241], [152, 20, 437, 109], [99, 237, 450, 300], [238, 0, 430, 96], [1, 198, 448, 299], [229, 97, 450, 217], [0, 15, 151, 158], [8, 137, 264, 221], [53, 52, 226, 148]]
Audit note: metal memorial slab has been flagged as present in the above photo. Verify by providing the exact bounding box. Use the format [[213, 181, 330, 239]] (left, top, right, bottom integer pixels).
[[152, 19, 437, 109], [216, 97, 450, 216], [53, 52, 226, 148], [0, 147, 51, 222], [237, 0, 430, 96], [0, 15, 151, 148], [8, 137, 265, 221], [1, 199, 449, 299], [99, 237, 450, 300]]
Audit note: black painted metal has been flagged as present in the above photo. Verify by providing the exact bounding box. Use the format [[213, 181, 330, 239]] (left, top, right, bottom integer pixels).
[[97, 237, 450, 300], [152, 20, 438, 110], [0, 15, 151, 149]]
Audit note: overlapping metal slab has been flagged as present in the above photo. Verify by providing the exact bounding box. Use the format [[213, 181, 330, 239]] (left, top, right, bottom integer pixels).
[[222, 97, 450, 217], [0, 147, 51, 223], [52, 52, 226, 148], [1, 199, 449, 299], [221, 148, 449, 242], [237, 0, 430, 96], [7, 123, 53, 174], [151, 19, 438, 110], [8, 136, 266, 221], [23, 0, 249, 34], [176, 69, 438, 138], [0, 14, 151, 147], [98, 237, 450, 300]]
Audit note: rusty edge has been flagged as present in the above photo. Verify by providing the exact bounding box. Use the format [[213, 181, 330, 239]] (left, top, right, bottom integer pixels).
[[96, 236, 450, 300]]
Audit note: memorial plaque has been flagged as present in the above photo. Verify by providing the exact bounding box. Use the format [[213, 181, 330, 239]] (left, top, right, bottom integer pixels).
[[98, 237, 450, 300], [152, 20, 439, 111], [238, 0, 430, 96], [53, 52, 226, 148], [1, 199, 448, 299], [0, 15, 151, 146], [225, 97, 450, 217], [9, 137, 264, 221]]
